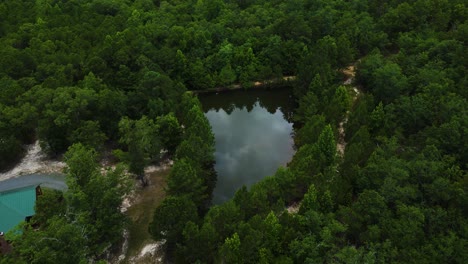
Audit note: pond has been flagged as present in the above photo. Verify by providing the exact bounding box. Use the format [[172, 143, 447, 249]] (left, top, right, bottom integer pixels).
[[199, 88, 296, 204]]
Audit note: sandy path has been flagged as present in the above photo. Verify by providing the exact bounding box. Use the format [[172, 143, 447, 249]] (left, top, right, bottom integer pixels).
[[336, 65, 360, 156]]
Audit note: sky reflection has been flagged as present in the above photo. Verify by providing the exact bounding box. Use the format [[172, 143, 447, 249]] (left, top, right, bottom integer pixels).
[[204, 102, 294, 204]]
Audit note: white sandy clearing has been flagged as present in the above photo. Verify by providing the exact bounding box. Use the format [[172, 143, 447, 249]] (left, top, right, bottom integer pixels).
[[0, 141, 65, 181]]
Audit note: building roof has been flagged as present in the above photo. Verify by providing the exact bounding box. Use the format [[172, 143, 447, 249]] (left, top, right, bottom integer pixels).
[[0, 173, 67, 193], [0, 186, 37, 233]]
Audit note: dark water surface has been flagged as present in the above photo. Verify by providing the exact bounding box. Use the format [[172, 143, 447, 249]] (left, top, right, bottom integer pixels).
[[199, 88, 295, 204]]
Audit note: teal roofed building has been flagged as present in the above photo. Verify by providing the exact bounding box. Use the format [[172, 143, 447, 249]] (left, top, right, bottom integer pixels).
[[0, 185, 39, 233]]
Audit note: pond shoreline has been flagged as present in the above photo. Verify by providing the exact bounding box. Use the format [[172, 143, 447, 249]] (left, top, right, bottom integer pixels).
[[191, 76, 296, 94]]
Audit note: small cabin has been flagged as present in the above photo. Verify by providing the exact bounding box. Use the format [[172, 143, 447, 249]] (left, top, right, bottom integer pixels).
[[0, 185, 41, 234]]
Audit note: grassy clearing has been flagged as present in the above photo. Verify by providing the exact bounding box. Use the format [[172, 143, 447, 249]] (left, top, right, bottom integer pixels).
[[123, 166, 170, 263]]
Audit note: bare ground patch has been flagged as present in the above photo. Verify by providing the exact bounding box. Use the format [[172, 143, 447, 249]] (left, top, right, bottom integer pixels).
[[115, 161, 172, 264]]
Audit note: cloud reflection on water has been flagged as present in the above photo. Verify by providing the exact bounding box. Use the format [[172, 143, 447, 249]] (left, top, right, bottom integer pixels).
[[205, 102, 294, 204]]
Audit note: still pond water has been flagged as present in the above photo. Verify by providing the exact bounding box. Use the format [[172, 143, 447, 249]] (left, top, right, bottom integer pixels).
[[199, 88, 296, 204]]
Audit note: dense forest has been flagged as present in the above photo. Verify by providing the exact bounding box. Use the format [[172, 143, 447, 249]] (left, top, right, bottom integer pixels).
[[0, 0, 466, 263]]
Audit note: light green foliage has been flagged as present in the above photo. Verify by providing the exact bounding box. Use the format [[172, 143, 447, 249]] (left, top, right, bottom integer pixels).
[[262, 212, 282, 253], [300, 184, 319, 213], [220, 233, 242, 264], [217, 63, 237, 86], [64, 143, 99, 188]]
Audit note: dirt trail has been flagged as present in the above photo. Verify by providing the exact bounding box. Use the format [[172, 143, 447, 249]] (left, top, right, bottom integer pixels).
[[113, 160, 172, 264], [336, 65, 360, 156], [286, 65, 361, 214]]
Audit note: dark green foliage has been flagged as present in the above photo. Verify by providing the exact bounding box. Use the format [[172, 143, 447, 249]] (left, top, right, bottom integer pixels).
[[166, 158, 207, 205], [168, 1, 467, 262], [149, 94, 216, 253], [0, 134, 22, 171], [156, 113, 182, 155], [1, 0, 467, 263], [176, 221, 218, 263], [149, 196, 198, 244], [11, 216, 88, 263], [325, 86, 352, 126], [294, 114, 327, 147], [116, 116, 161, 183], [36, 86, 109, 154], [32, 189, 66, 227], [64, 144, 131, 253], [317, 125, 337, 167], [69, 120, 107, 151]]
